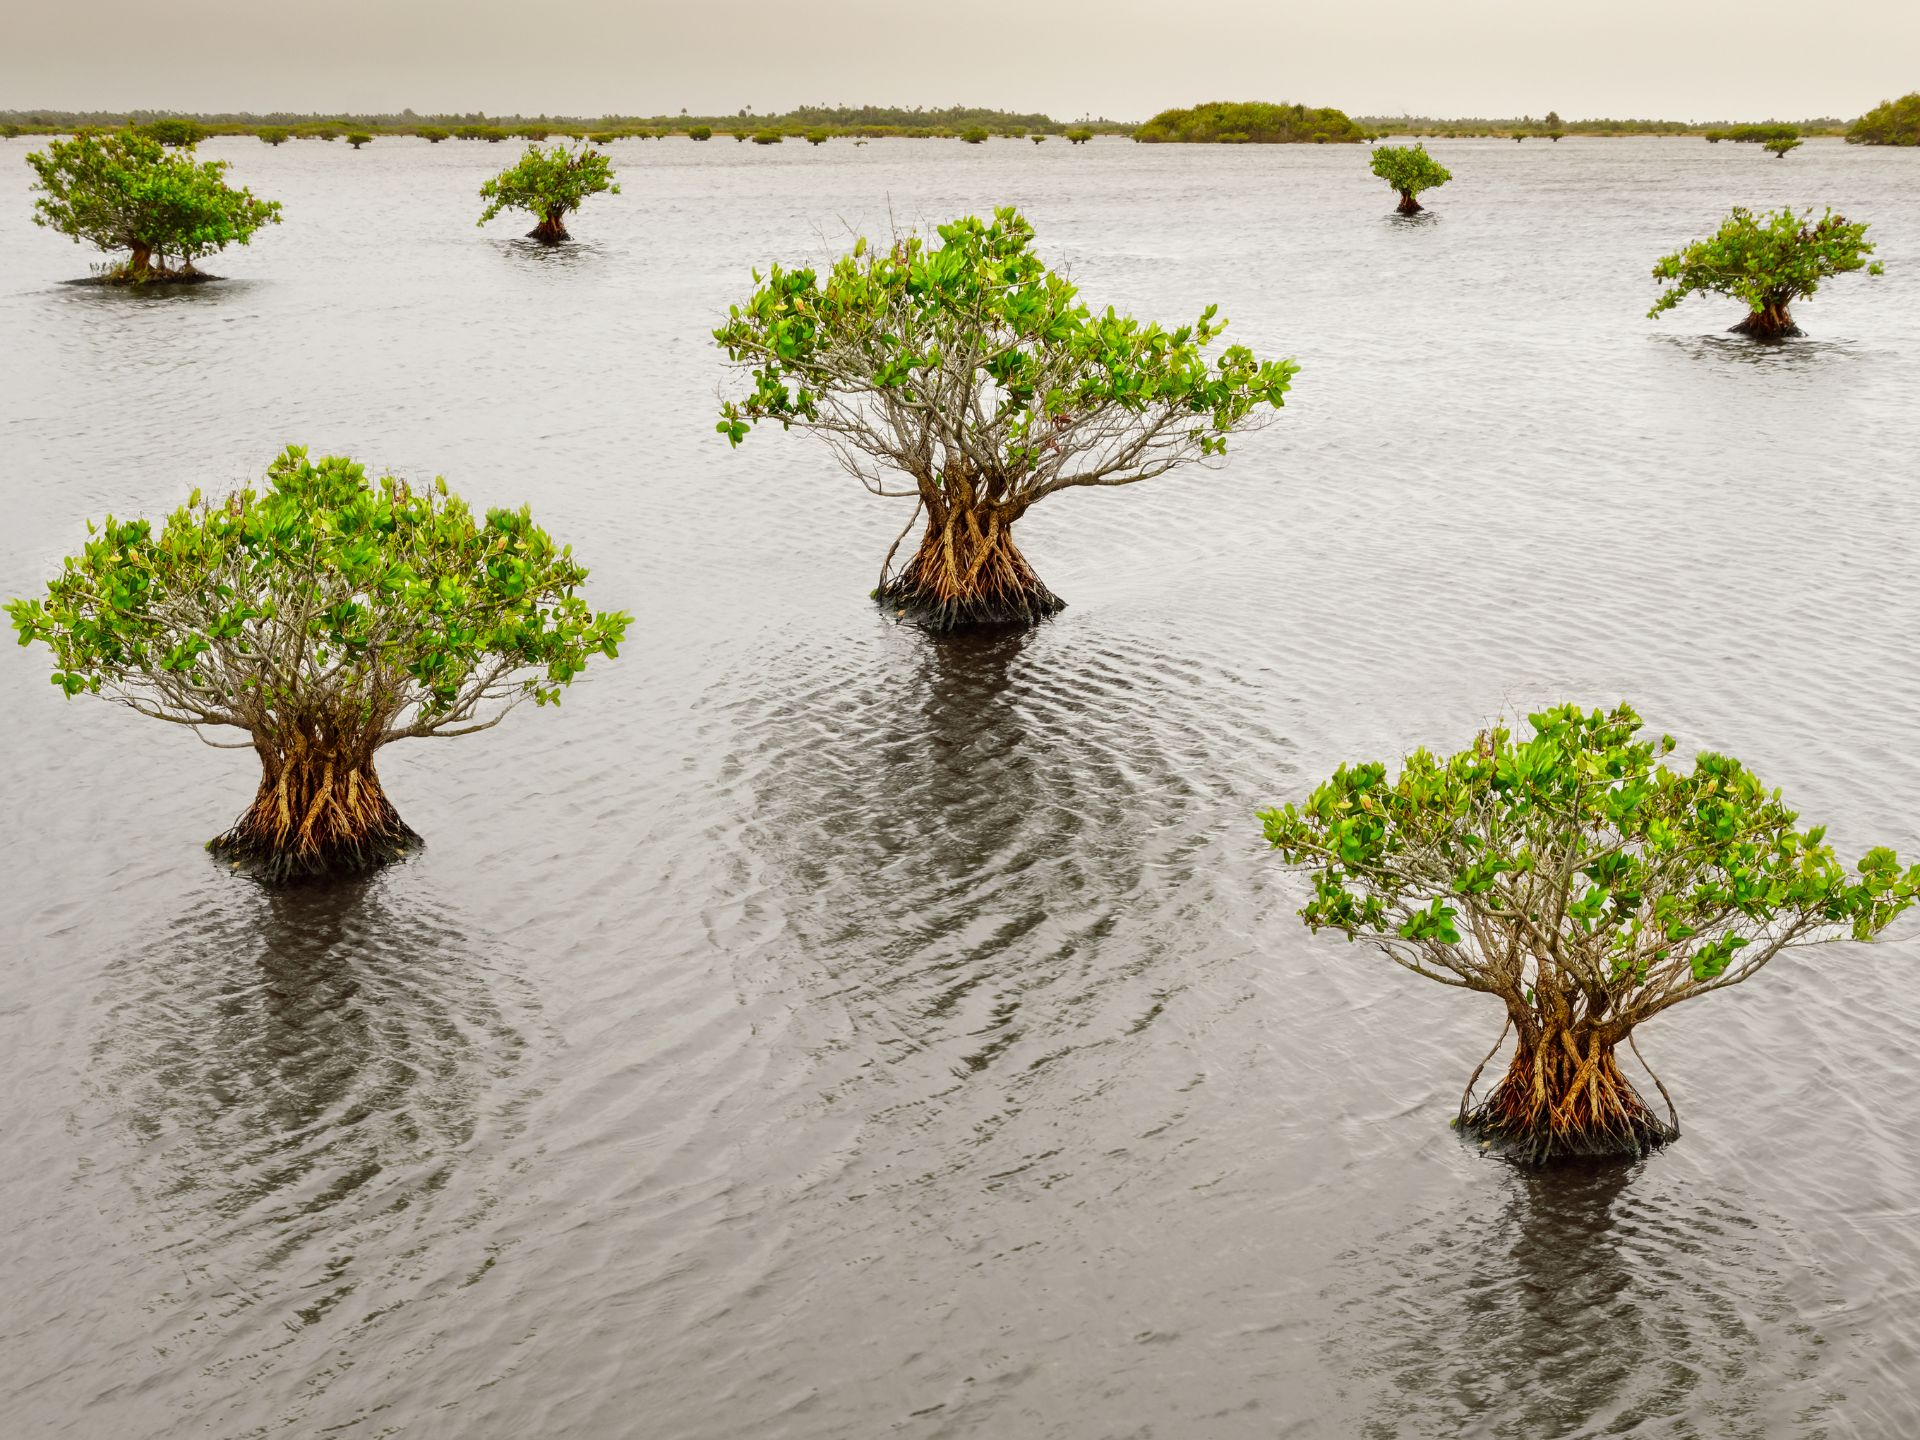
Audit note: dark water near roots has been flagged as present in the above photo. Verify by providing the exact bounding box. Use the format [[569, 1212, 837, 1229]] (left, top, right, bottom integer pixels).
[[3, 135, 1919, 1438]]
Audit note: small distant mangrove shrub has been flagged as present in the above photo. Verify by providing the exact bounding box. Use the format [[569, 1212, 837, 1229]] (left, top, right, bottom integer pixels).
[[962, 127, 988, 144], [478, 142, 618, 243], [1135, 100, 1365, 144], [302, 125, 342, 142], [456, 125, 489, 141], [417, 126, 449, 143], [1847, 92, 1920, 146], [345, 131, 372, 149], [690, 125, 713, 140], [714, 207, 1298, 630], [589, 130, 620, 145], [258, 127, 290, 146], [1031, 134, 1045, 144], [138, 118, 209, 148], [1764, 136, 1801, 158], [1260, 704, 1920, 1163], [1066, 128, 1093, 144], [5, 448, 630, 881], [806, 128, 829, 146], [1649, 207, 1882, 339], [752, 130, 782, 145], [27, 130, 281, 282], [1370, 143, 1451, 214]]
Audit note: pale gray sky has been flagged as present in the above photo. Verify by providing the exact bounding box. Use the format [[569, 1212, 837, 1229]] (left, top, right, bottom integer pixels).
[[4, 0, 1914, 121]]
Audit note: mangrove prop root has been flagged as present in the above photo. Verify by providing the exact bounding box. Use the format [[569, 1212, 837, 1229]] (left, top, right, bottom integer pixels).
[[1396, 192, 1423, 215], [1730, 304, 1801, 340], [208, 744, 420, 882], [876, 500, 1065, 632], [529, 213, 570, 244], [1461, 1027, 1677, 1165]]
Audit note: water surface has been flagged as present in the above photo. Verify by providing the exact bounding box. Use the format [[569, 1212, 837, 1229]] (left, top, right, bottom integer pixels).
[[2, 134, 1918, 1438]]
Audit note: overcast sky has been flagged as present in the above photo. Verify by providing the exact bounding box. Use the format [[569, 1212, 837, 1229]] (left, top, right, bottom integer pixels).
[[4, 0, 1914, 121]]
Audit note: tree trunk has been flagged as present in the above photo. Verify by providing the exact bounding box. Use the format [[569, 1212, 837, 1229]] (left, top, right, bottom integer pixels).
[[125, 244, 154, 281], [1395, 191, 1423, 215], [1730, 301, 1800, 339], [529, 211, 570, 243], [208, 730, 420, 882], [1462, 1021, 1676, 1164], [876, 494, 1064, 632]]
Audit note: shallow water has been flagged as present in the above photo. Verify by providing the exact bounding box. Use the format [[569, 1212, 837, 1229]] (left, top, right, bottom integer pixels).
[[2, 134, 1918, 1438]]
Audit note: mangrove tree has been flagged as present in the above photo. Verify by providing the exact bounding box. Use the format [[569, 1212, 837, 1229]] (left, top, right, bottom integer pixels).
[[1370, 143, 1451, 214], [478, 142, 618, 242], [1260, 703, 1919, 1163], [26, 130, 281, 282], [1649, 206, 1881, 339], [714, 207, 1298, 630], [5, 447, 629, 880]]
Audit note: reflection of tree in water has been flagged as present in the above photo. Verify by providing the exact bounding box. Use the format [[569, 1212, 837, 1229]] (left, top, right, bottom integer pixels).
[[1328, 1160, 1832, 1439], [94, 877, 537, 1330], [725, 623, 1294, 1072]]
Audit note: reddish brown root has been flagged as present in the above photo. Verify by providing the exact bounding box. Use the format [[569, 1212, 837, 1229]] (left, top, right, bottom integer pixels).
[[209, 746, 420, 883], [876, 500, 1064, 632], [528, 214, 570, 244], [1461, 1028, 1677, 1165], [1396, 192, 1423, 215], [1730, 305, 1800, 340]]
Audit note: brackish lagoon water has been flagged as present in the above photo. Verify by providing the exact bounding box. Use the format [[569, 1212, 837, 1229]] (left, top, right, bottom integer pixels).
[[2, 135, 1918, 1438]]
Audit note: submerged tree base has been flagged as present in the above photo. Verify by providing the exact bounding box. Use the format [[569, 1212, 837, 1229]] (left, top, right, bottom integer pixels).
[[78, 264, 219, 287], [876, 503, 1066, 632], [527, 218, 570, 244], [1395, 193, 1423, 216], [874, 577, 1066, 632], [1730, 309, 1801, 340], [1459, 1032, 1679, 1166], [207, 755, 422, 882]]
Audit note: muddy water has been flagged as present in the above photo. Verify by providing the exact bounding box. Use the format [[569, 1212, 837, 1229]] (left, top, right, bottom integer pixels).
[[2, 134, 1918, 1438]]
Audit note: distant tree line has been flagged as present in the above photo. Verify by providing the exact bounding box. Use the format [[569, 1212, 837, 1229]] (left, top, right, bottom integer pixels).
[[0, 105, 1131, 142]]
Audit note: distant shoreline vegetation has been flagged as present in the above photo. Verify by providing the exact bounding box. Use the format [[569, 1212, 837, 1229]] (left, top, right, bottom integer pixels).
[[1134, 101, 1367, 144], [0, 102, 1896, 144], [1847, 93, 1920, 145], [0, 105, 1131, 143]]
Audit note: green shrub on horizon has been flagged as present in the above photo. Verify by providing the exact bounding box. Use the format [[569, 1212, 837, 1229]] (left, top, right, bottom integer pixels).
[[1065, 127, 1092, 144], [1135, 100, 1365, 145], [257, 127, 290, 145], [1848, 92, 1920, 145], [346, 131, 373, 149], [961, 127, 988, 144], [690, 125, 713, 140], [137, 118, 209, 148], [752, 130, 782, 145], [417, 126, 449, 143]]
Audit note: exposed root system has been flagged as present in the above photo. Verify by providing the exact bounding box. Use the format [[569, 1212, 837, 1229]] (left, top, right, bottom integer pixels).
[[209, 743, 420, 882], [875, 498, 1064, 632], [528, 214, 570, 244], [1730, 305, 1801, 340], [1460, 1027, 1677, 1165], [1396, 192, 1424, 215]]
